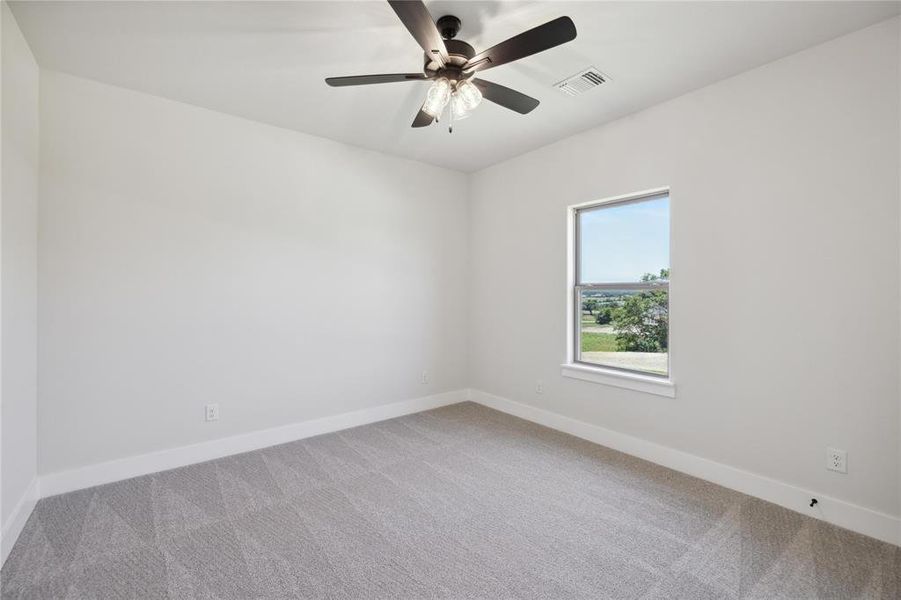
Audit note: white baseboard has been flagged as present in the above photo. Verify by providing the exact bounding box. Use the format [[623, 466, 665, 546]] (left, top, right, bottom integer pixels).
[[27, 388, 901, 548], [470, 389, 900, 547], [1, 477, 40, 567], [40, 389, 467, 498]]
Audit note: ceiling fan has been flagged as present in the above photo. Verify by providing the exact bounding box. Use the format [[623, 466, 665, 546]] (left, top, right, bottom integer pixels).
[[325, 1, 577, 132]]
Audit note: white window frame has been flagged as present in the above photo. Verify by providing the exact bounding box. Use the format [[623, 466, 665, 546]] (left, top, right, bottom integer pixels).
[[562, 187, 675, 398]]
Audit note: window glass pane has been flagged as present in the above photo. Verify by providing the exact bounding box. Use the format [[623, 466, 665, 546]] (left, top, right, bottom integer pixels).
[[578, 288, 668, 376], [579, 195, 669, 284]]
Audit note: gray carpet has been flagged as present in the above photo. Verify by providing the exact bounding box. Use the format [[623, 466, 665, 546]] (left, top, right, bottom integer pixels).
[[2, 402, 898, 599]]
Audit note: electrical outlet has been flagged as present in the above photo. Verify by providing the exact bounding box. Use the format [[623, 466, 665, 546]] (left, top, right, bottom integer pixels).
[[205, 403, 220, 422], [536, 380, 544, 394], [420, 370, 429, 385], [826, 447, 847, 473]]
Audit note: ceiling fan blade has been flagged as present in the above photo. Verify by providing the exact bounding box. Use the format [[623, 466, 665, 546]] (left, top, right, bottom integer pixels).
[[464, 16, 576, 74], [387, 0, 448, 67], [472, 79, 539, 114], [412, 105, 434, 128], [325, 73, 429, 87]]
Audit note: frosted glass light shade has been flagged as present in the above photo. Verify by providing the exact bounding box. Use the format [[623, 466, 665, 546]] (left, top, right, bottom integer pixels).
[[455, 80, 482, 111], [423, 78, 451, 118], [450, 92, 470, 121]]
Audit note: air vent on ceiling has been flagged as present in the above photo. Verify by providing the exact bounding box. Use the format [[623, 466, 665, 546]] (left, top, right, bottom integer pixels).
[[555, 67, 608, 96]]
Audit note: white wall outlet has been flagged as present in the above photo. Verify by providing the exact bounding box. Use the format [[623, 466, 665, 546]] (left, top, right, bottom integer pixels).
[[420, 370, 429, 385], [826, 447, 847, 473], [205, 403, 220, 422], [536, 380, 544, 394]]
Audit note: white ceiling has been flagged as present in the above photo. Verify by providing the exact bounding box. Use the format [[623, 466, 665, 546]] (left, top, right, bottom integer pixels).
[[10, 1, 900, 172]]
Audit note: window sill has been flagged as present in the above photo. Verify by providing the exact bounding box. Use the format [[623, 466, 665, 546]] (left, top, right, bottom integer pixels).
[[560, 363, 675, 398]]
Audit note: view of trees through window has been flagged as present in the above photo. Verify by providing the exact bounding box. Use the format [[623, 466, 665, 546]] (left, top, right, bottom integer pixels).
[[575, 193, 669, 376]]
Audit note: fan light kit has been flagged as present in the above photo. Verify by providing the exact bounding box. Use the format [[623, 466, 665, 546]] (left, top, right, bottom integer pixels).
[[423, 78, 482, 121], [326, 2, 577, 133]]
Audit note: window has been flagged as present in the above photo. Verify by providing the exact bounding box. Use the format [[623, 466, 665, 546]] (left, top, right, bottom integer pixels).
[[568, 189, 671, 386]]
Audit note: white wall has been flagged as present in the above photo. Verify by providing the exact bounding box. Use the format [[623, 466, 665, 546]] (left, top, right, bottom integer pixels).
[[37, 71, 468, 475], [1, 0, 39, 543], [469, 19, 900, 518]]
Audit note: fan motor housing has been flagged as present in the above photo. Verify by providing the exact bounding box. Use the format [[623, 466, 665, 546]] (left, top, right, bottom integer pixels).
[[424, 39, 475, 70], [424, 17, 475, 77]]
